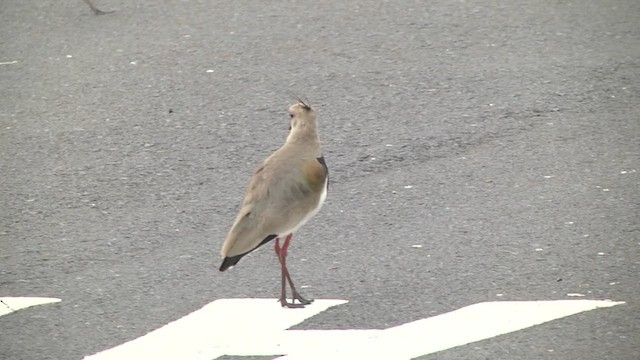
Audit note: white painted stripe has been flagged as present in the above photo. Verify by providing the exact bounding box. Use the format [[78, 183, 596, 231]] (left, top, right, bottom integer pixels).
[[84, 299, 347, 360], [0, 297, 61, 317], [83, 299, 623, 360], [278, 300, 624, 359]]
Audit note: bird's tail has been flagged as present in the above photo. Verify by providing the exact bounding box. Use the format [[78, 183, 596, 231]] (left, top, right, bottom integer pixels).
[[219, 255, 243, 271], [219, 234, 277, 271]]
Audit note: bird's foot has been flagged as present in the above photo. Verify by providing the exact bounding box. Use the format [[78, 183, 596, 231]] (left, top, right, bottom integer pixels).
[[279, 297, 306, 308], [291, 292, 314, 306]]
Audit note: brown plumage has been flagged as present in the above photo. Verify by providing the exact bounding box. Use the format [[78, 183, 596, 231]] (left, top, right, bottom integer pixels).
[[219, 102, 328, 308]]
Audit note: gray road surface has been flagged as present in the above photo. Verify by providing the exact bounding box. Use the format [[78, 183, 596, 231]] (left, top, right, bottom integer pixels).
[[1, 0, 639, 359]]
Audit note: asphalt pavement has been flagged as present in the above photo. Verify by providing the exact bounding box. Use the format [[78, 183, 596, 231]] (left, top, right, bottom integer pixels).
[[1, 0, 639, 359]]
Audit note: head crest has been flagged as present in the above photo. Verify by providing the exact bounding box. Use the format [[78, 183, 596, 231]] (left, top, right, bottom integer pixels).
[[287, 92, 312, 110]]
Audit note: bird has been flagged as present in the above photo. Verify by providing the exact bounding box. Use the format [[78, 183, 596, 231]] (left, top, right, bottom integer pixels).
[[219, 101, 328, 308]]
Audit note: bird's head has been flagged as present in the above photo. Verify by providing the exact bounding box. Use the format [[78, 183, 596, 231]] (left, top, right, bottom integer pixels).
[[287, 100, 317, 142]]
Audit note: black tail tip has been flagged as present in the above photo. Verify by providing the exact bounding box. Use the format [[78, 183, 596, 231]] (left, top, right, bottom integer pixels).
[[219, 255, 242, 272]]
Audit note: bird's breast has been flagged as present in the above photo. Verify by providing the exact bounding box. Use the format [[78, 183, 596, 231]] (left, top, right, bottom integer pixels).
[[280, 176, 328, 236]]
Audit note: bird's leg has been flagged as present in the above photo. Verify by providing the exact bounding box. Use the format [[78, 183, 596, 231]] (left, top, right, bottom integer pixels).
[[274, 235, 305, 308], [275, 235, 312, 307], [274, 237, 291, 307], [281, 234, 313, 306], [274, 236, 281, 260], [83, 0, 114, 15], [276, 238, 302, 308]]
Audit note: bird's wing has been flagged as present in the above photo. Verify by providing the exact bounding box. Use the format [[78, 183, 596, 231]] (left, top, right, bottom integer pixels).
[[221, 154, 326, 258]]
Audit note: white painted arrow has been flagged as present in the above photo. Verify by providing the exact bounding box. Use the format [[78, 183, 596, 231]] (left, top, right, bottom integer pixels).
[[84, 299, 623, 360], [0, 297, 62, 317]]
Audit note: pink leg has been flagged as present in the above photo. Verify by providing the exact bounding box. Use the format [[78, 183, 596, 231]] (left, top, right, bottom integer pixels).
[[277, 234, 313, 307], [274, 237, 289, 307]]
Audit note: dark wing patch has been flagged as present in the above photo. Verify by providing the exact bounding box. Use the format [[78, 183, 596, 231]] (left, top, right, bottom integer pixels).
[[317, 156, 328, 174], [317, 156, 329, 189], [219, 234, 277, 271], [219, 254, 243, 272], [257, 234, 278, 248]]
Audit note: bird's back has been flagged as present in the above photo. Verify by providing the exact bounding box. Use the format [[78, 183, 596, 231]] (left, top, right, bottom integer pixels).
[[219, 102, 327, 268]]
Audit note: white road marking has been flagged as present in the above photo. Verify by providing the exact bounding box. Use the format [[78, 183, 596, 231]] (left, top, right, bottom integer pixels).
[[0, 297, 61, 317], [278, 300, 624, 359], [84, 298, 623, 360], [84, 299, 347, 360]]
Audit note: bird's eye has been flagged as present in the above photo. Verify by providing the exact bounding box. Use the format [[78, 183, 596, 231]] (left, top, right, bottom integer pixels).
[[289, 114, 294, 119]]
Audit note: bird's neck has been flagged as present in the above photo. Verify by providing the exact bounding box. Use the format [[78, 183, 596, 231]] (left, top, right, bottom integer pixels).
[[286, 126, 320, 147]]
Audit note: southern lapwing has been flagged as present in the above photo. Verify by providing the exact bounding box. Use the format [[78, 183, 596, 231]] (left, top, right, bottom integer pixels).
[[219, 101, 328, 308]]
